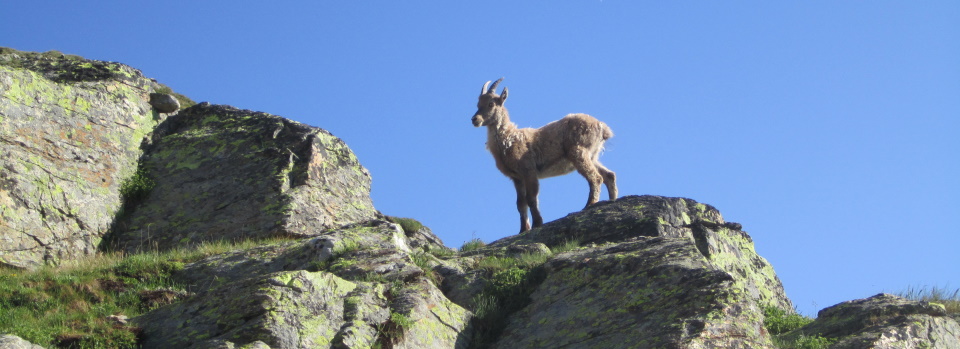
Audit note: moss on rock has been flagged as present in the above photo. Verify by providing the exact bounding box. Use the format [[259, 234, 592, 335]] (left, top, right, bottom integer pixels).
[[111, 103, 378, 253], [0, 47, 176, 269]]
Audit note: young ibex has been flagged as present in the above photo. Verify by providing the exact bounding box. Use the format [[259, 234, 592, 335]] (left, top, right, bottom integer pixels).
[[471, 78, 617, 233]]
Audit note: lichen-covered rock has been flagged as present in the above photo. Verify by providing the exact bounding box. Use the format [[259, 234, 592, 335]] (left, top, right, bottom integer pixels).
[[0, 47, 167, 268], [490, 195, 793, 313], [136, 269, 359, 348], [432, 195, 793, 347], [112, 103, 379, 252], [135, 220, 472, 349], [491, 237, 774, 348], [170, 220, 425, 293], [786, 293, 960, 348], [0, 334, 45, 349]]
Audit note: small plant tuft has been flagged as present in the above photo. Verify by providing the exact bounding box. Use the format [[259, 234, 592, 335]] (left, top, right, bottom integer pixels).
[[426, 245, 456, 258], [791, 334, 836, 349], [459, 238, 486, 253], [468, 266, 547, 348], [549, 239, 582, 254], [390, 311, 414, 329], [763, 306, 813, 335], [897, 285, 960, 315], [334, 238, 362, 256], [119, 162, 155, 206], [154, 85, 196, 109], [376, 311, 415, 347], [411, 252, 442, 286], [764, 306, 837, 349], [387, 216, 424, 236]]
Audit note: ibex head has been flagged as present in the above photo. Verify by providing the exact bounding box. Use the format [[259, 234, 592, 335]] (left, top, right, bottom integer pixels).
[[472, 78, 509, 127]]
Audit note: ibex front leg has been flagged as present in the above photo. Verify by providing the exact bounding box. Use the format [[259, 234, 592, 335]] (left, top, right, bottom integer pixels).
[[524, 177, 543, 229], [513, 178, 531, 233]]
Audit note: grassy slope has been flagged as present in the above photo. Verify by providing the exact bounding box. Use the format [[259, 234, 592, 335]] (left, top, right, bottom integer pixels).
[[0, 238, 290, 348]]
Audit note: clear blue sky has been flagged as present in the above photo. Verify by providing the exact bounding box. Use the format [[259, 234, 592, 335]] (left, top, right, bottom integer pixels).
[[3, 1, 957, 316]]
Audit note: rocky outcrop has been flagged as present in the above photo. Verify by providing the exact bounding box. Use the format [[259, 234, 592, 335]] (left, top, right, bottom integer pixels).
[[0, 48, 168, 268], [495, 237, 771, 348], [135, 220, 472, 349], [111, 103, 378, 252], [492, 195, 793, 312], [0, 47, 377, 267], [436, 195, 790, 348], [783, 293, 960, 348]]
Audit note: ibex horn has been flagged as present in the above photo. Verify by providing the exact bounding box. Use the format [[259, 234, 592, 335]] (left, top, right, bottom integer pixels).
[[482, 80, 492, 95], [488, 78, 504, 94]]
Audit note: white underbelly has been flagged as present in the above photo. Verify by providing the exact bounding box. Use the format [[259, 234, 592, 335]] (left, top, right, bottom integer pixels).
[[538, 161, 576, 179]]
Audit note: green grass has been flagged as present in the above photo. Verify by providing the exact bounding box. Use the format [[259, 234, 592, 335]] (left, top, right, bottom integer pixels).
[[374, 311, 415, 348], [0, 238, 290, 348], [459, 238, 486, 252], [410, 252, 442, 286], [426, 245, 456, 258], [334, 238, 361, 255], [153, 85, 196, 109], [763, 306, 813, 335], [549, 239, 582, 254], [467, 247, 557, 348], [897, 285, 960, 314], [763, 306, 835, 349], [788, 335, 836, 349], [386, 216, 424, 236], [475, 251, 551, 273], [468, 266, 547, 349], [118, 162, 155, 206]]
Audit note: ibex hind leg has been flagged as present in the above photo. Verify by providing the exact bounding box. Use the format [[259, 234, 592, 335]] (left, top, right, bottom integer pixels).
[[571, 150, 603, 208], [596, 162, 617, 201]]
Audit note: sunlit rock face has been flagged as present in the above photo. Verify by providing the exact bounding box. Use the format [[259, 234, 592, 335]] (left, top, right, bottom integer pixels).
[[111, 103, 379, 253], [0, 47, 166, 269]]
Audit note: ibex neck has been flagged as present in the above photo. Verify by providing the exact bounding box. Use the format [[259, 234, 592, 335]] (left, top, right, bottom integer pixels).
[[486, 112, 520, 154]]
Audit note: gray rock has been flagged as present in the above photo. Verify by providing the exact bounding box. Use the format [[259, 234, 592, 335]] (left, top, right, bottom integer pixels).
[[0, 335, 44, 349], [505, 242, 550, 257], [787, 293, 960, 348], [494, 237, 776, 348], [112, 103, 379, 253], [136, 269, 358, 348], [135, 220, 472, 349], [0, 47, 166, 269], [149, 93, 180, 113], [491, 195, 794, 312]]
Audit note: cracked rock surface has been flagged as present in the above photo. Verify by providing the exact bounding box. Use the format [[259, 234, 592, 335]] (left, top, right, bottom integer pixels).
[[0, 47, 166, 268]]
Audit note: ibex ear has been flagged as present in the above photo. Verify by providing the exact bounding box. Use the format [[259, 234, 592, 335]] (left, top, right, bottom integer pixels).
[[500, 87, 509, 103]]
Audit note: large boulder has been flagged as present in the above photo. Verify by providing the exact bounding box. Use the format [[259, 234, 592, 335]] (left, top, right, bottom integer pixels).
[[436, 195, 792, 348], [111, 102, 379, 252], [489, 195, 793, 312], [0, 48, 167, 268], [784, 293, 960, 348], [493, 237, 774, 348], [134, 220, 472, 349]]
